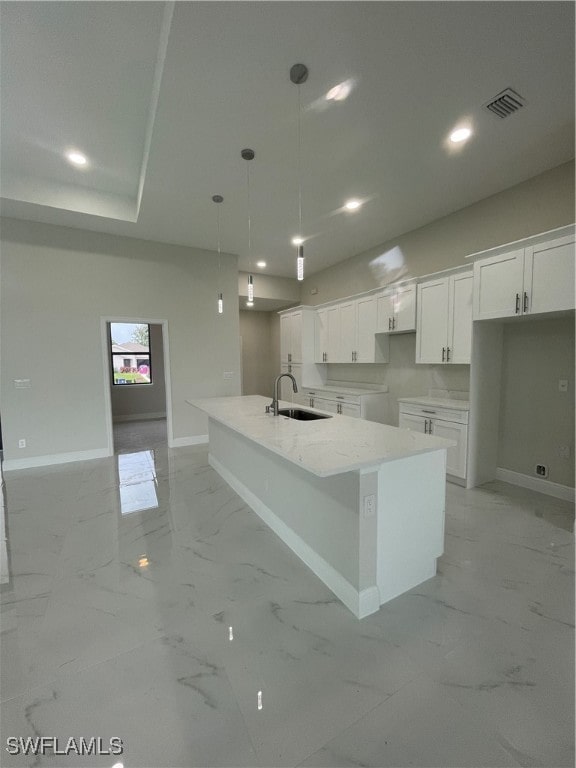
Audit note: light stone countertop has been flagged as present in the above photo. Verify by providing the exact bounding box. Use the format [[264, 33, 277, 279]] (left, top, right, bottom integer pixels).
[[188, 395, 454, 478], [398, 396, 470, 411]]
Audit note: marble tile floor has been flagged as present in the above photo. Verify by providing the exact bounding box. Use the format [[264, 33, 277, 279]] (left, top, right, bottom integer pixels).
[[0, 420, 574, 768]]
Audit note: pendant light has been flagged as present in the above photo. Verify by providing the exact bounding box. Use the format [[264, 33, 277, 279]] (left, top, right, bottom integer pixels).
[[241, 148, 255, 304], [290, 63, 308, 281], [212, 194, 224, 314]]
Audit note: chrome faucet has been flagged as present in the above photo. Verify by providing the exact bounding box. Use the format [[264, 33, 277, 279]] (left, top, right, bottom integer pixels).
[[267, 373, 298, 415]]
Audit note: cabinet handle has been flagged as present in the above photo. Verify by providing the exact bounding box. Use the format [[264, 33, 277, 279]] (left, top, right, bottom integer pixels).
[[523, 292, 529, 313], [442, 347, 446, 362], [515, 293, 520, 314], [336, 396, 344, 400], [388, 317, 391, 330], [422, 410, 436, 414], [288, 364, 292, 373], [392, 317, 396, 330], [288, 353, 292, 362], [337, 403, 342, 414], [310, 397, 314, 408], [424, 419, 428, 434], [446, 347, 451, 362], [428, 419, 433, 434]]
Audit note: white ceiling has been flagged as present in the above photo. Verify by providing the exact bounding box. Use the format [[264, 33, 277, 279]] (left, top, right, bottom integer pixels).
[[1, 1, 574, 278]]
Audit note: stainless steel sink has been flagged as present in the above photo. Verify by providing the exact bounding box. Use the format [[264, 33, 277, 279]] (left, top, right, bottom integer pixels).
[[277, 408, 332, 421]]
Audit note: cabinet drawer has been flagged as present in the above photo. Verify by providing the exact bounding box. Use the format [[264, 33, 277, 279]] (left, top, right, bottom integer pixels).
[[399, 404, 469, 424], [304, 390, 361, 406]]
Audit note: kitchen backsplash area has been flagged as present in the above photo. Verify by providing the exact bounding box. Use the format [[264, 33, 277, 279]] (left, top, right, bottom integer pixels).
[[326, 333, 470, 426]]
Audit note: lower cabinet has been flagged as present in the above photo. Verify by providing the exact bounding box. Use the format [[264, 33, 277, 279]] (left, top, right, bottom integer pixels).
[[302, 389, 385, 422], [398, 402, 469, 481]]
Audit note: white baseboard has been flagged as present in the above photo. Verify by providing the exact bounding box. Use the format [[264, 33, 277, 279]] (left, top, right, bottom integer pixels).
[[209, 453, 376, 619], [496, 467, 575, 503], [3, 447, 110, 472], [113, 412, 166, 423], [169, 435, 209, 448]]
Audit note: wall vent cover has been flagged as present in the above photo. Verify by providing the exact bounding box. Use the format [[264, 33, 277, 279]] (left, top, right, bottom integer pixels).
[[485, 88, 526, 118]]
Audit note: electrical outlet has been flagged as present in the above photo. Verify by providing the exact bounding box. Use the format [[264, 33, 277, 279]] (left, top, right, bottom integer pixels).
[[18, 438, 26, 449], [363, 494, 376, 518], [558, 379, 568, 392], [223, 371, 233, 380], [559, 445, 571, 460], [535, 464, 548, 478]]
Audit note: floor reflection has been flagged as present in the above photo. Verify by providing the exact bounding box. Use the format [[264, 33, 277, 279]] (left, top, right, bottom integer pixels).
[[116, 450, 159, 516]]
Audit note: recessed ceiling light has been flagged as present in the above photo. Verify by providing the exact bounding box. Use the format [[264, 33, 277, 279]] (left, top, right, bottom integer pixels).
[[345, 199, 362, 211], [291, 236, 304, 246], [449, 127, 472, 144], [256, 261, 267, 268], [66, 150, 88, 166], [246, 301, 254, 307]]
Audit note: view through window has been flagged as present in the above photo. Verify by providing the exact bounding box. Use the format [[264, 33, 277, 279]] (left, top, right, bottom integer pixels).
[[109, 323, 152, 385]]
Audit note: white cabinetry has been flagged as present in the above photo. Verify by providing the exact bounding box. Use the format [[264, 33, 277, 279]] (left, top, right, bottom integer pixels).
[[315, 296, 388, 364], [416, 271, 473, 364], [278, 306, 325, 392], [399, 401, 469, 482], [376, 283, 416, 333], [302, 388, 387, 423], [473, 233, 575, 320], [280, 311, 303, 363]]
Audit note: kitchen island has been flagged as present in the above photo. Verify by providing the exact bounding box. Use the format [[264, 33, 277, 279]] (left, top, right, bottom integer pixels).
[[188, 395, 454, 619]]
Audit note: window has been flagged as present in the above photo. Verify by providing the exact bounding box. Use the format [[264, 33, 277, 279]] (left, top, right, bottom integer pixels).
[[109, 323, 153, 385]]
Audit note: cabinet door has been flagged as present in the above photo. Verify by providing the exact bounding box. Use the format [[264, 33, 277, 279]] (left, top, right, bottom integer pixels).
[[355, 295, 377, 362], [339, 301, 357, 363], [326, 305, 341, 363], [524, 235, 575, 314], [339, 402, 361, 418], [376, 291, 395, 332], [473, 249, 524, 320], [398, 412, 426, 432], [312, 397, 338, 414], [431, 420, 467, 479], [448, 273, 473, 364], [416, 278, 449, 364], [290, 312, 303, 363], [315, 309, 327, 363], [280, 315, 291, 362], [395, 284, 416, 332]]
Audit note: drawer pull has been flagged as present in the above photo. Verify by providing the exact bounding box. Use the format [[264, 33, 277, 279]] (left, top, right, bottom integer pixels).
[[422, 410, 436, 414]]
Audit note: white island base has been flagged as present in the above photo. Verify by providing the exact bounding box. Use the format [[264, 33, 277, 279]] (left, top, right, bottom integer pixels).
[[206, 416, 447, 619]]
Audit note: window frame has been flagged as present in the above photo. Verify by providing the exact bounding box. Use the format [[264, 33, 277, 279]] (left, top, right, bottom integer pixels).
[[109, 323, 153, 387]]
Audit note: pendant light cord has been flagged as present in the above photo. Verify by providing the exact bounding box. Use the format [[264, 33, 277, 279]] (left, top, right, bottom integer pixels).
[[297, 84, 302, 236], [246, 161, 252, 269]]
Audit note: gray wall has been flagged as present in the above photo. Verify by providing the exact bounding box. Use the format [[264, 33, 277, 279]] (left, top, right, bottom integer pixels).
[[498, 317, 575, 487], [301, 161, 575, 304], [0, 218, 241, 463], [239, 311, 275, 396], [110, 323, 167, 421]]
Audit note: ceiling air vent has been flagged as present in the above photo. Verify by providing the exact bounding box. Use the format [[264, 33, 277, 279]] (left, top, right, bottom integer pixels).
[[484, 88, 526, 118]]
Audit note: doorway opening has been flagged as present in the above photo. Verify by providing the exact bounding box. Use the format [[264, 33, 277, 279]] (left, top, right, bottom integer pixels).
[[101, 317, 173, 456]]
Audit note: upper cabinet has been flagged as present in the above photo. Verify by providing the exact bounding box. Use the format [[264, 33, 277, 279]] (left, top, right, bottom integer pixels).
[[416, 271, 473, 364], [280, 310, 303, 363], [473, 233, 575, 320], [376, 283, 416, 333], [315, 295, 388, 364]]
